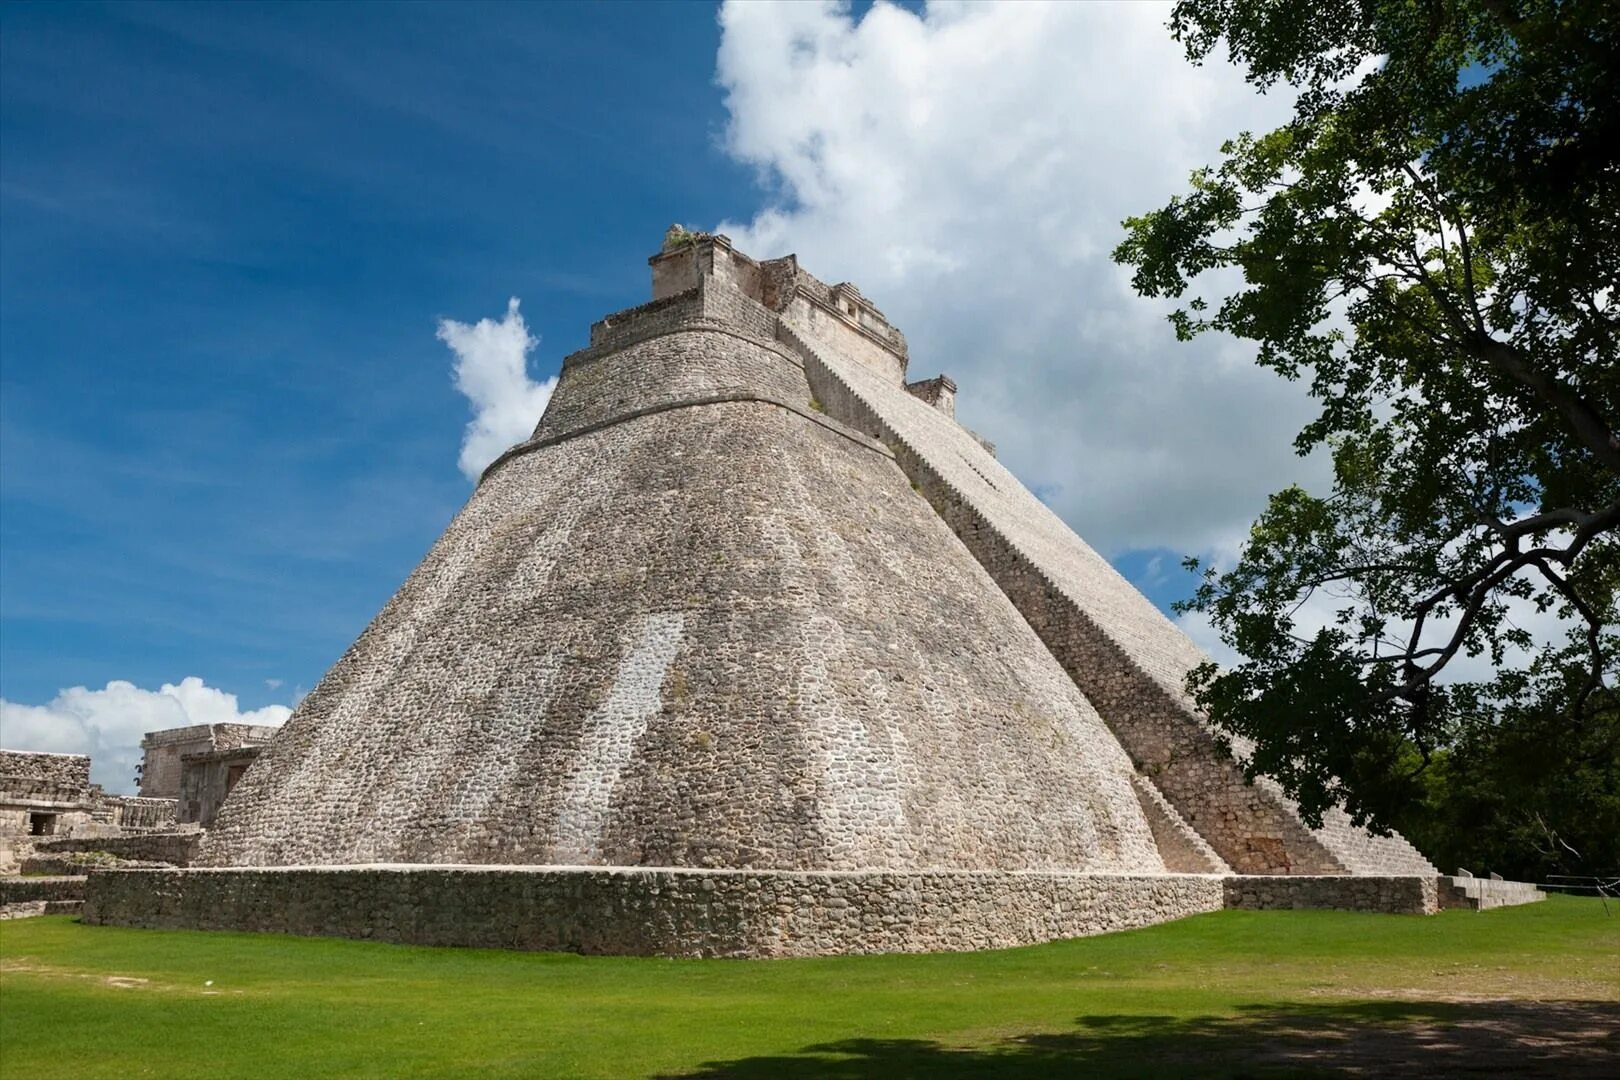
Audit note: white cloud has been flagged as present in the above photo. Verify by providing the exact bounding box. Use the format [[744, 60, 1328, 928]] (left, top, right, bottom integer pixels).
[[714, 0, 1318, 559], [1174, 608, 1241, 669], [0, 677, 290, 792], [1175, 570, 1573, 684], [438, 298, 557, 480]]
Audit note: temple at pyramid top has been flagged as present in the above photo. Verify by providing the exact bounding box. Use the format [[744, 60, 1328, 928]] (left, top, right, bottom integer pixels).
[[648, 226, 922, 386], [200, 228, 1434, 887]]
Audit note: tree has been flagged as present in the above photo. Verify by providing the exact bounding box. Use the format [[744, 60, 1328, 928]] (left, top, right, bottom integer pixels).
[[1394, 682, 1619, 881], [1113, 0, 1619, 847]]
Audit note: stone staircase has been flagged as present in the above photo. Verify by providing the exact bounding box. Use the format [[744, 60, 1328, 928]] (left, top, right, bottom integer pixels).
[[778, 321, 1451, 882], [1438, 874, 1546, 910], [0, 840, 184, 920], [0, 874, 86, 919]]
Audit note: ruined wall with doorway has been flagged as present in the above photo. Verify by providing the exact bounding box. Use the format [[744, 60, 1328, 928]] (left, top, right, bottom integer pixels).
[[0, 750, 97, 837], [179, 747, 263, 828], [139, 724, 280, 798]]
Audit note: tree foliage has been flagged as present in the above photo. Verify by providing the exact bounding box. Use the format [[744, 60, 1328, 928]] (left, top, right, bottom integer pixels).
[[1393, 683, 1619, 880], [1114, 0, 1619, 848]]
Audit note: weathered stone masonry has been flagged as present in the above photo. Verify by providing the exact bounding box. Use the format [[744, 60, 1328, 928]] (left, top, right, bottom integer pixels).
[[0, 749, 176, 839], [88, 230, 1454, 956], [782, 325, 1319, 873], [82, 866, 1441, 958], [0, 750, 90, 789], [201, 254, 1168, 877], [139, 723, 279, 799], [778, 320, 1433, 879]]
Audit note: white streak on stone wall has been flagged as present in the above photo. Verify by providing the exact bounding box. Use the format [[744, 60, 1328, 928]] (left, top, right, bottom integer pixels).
[[248, 500, 504, 861], [447, 652, 566, 825], [550, 613, 685, 863], [755, 464, 916, 869], [799, 614, 914, 868], [358, 636, 509, 856]]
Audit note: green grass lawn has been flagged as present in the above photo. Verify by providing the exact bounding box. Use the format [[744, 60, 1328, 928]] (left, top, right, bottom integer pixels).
[[2, 896, 1616, 1078]]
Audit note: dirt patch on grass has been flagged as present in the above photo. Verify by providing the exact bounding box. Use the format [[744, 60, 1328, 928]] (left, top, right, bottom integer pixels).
[[1, 960, 239, 995], [3, 962, 154, 990]]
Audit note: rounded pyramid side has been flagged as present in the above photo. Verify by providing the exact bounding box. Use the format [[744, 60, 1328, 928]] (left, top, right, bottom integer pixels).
[[784, 314, 1436, 878], [201, 323, 1167, 873]]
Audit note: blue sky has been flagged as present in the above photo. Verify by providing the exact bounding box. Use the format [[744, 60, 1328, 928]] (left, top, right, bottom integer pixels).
[[2, 2, 764, 709], [3, 1, 1307, 787]]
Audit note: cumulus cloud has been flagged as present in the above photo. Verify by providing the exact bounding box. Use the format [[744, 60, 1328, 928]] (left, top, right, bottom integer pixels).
[[1176, 571, 1574, 685], [714, 0, 1315, 560], [0, 677, 290, 791], [438, 298, 557, 480]]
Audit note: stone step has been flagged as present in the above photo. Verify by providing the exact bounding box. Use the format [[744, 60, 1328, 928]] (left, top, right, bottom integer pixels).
[[0, 898, 83, 920], [1437, 875, 1546, 910], [19, 853, 173, 876], [19, 854, 88, 876], [0, 875, 87, 904]]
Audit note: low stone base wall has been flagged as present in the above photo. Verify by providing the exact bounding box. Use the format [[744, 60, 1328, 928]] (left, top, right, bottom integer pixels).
[[1223, 874, 1438, 914], [37, 831, 201, 867], [0, 875, 86, 903], [81, 866, 1449, 957], [1438, 875, 1545, 910], [85, 866, 1225, 957]]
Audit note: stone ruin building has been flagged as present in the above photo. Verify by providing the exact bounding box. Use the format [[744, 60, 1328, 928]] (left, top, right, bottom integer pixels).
[[0, 750, 101, 842], [137, 722, 280, 802], [1, 724, 277, 917], [0, 747, 181, 918], [136, 722, 279, 828], [0, 749, 175, 841], [77, 230, 1539, 953]]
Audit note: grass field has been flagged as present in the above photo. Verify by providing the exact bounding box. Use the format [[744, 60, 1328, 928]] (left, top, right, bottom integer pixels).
[[2, 896, 1616, 1078]]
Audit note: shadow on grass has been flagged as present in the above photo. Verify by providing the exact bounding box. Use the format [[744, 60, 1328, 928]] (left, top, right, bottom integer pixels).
[[666, 999, 1620, 1078]]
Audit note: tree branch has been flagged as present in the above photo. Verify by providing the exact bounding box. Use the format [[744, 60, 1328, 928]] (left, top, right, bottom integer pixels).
[[1465, 335, 1620, 472], [1527, 556, 1608, 716]]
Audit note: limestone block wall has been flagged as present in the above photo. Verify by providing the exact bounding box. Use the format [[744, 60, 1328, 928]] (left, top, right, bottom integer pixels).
[[758, 256, 908, 363], [649, 235, 764, 304], [589, 289, 705, 348], [215, 724, 281, 750], [179, 748, 261, 827], [0, 875, 87, 903], [535, 308, 800, 445], [98, 796, 178, 831], [0, 805, 94, 836], [84, 866, 1227, 957], [83, 866, 1449, 956], [138, 724, 281, 798], [1438, 876, 1545, 910], [0, 776, 93, 808], [38, 832, 202, 866], [201, 304, 1169, 875], [1130, 776, 1229, 874], [700, 274, 778, 340], [1223, 874, 1438, 914], [586, 275, 774, 369], [0, 750, 91, 789], [781, 321, 1434, 877], [0, 751, 97, 836], [906, 375, 957, 418], [782, 293, 908, 386], [138, 728, 210, 798]]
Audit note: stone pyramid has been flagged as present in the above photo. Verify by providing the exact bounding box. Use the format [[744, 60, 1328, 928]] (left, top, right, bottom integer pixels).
[[182, 232, 1433, 950]]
